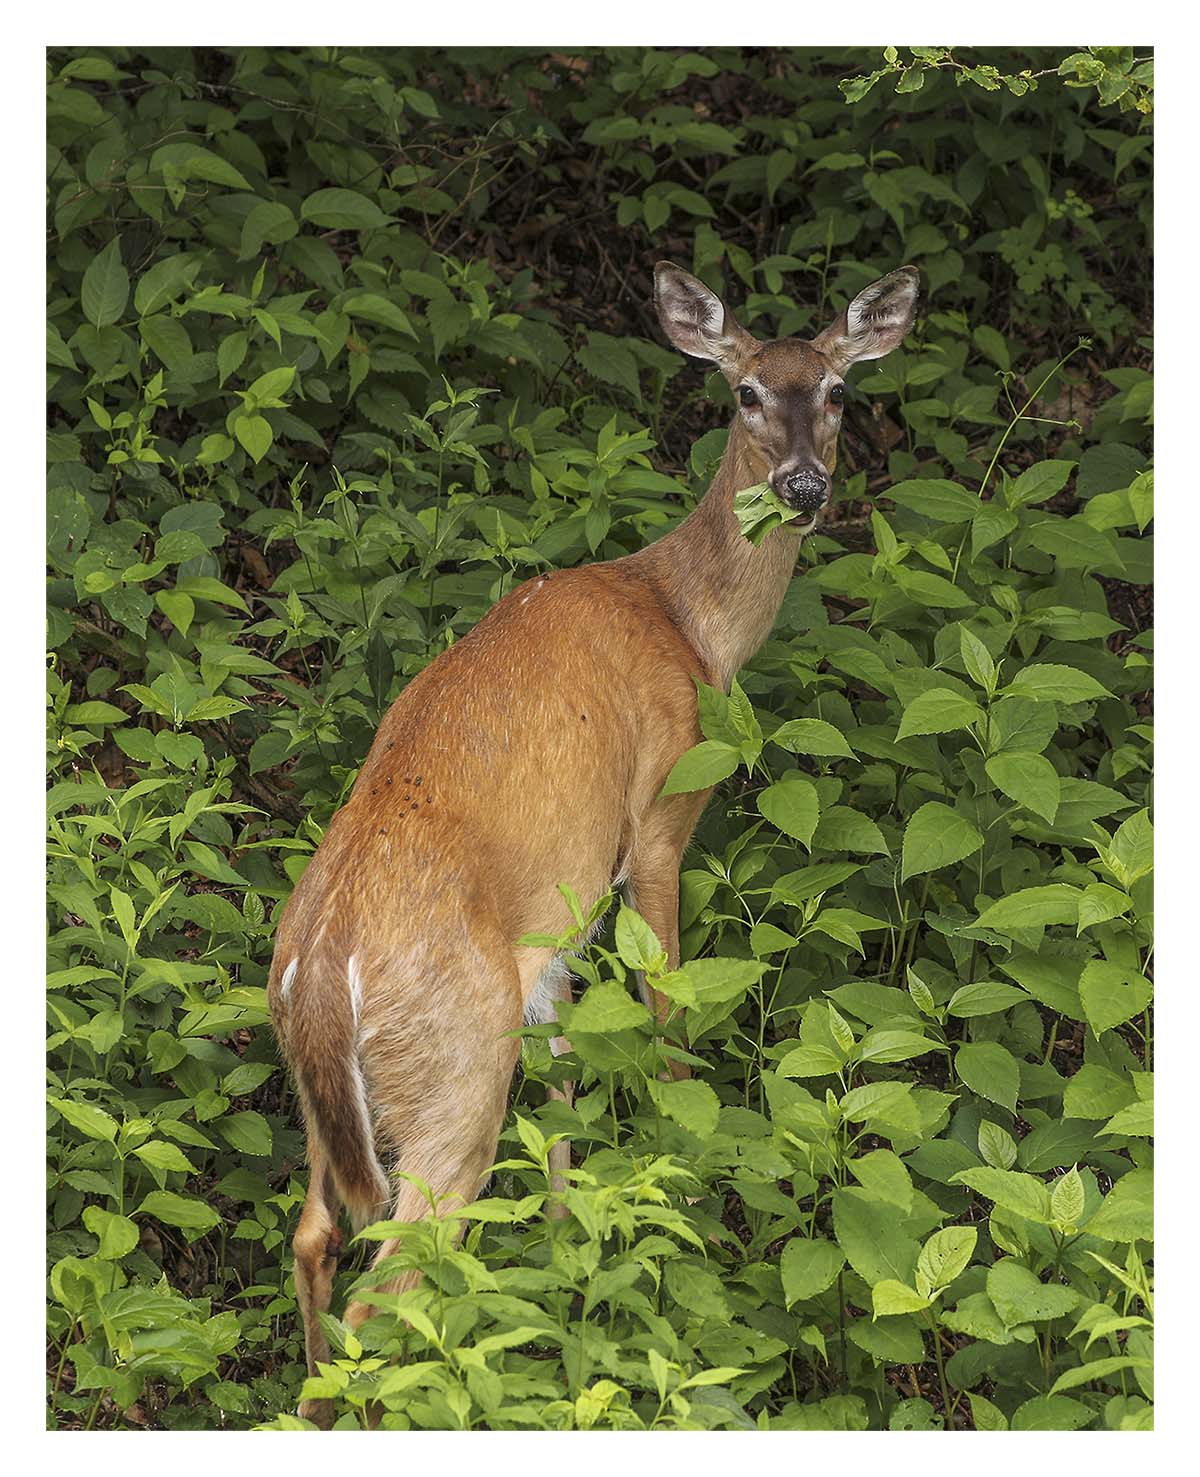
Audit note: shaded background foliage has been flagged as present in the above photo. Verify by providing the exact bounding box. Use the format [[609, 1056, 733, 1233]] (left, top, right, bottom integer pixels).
[[47, 46, 1151, 1431]]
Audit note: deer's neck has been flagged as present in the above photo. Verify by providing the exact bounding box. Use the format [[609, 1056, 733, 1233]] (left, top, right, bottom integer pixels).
[[633, 417, 804, 691]]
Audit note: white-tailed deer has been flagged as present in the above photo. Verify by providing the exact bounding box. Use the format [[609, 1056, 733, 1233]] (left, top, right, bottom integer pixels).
[[268, 261, 918, 1423]]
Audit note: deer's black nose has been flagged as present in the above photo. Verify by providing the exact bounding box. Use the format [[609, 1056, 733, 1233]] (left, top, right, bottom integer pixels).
[[782, 468, 828, 512]]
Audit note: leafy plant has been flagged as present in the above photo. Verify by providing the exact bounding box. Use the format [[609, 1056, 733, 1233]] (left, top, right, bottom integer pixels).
[[47, 45, 1151, 1431]]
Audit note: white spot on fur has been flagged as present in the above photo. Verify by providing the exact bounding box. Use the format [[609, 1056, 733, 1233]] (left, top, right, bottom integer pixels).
[[347, 953, 363, 1029], [280, 957, 298, 1003], [525, 956, 574, 1058]]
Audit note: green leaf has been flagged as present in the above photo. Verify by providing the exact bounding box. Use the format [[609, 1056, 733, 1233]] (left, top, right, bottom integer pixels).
[[238, 200, 298, 260], [1007, 459, 1076, 507], [978, 1119, 1018, 1170], [660, 740, 739, 796], [155, 590, 195, 637], [137, 1190, 222, 1235], [769, 718, 854, 758], [1079, 959, 1153, 1036], [951, 1167, 1052, 1223], [567, 981, 651, 1034], [300, 188, 391, 230], [987, 1258, 1080, 1326], [49, 1097, 118, 1142], [1005, 664, 1111, 703], [956, 1041, 1019, 1113], [1010, 1394, 1092, 1431], [886, 478, 980, 523], [81, 238, 129, 328], [234, 414, 273, 463], [1050, 1166, 1085, 1228], [893, 567, 974, 609], [732, 481, 806, 545], [900, 802, 983, 881], [781, 1238, 846, 1305], [133, 1140, 198, 1175], [217, 1110, 273, 1156], [649, 1077, 720, 1138], [985, 751, 1061, 823], [614, 905, 665, 973], [975, 885, 1081, 932], [848, 1148, 912, 1211], [896, 687, 983, 740], [343, 292, 418, 339], [946, 981, 1028, 1017], [1084, 1169, 1153, 1242], [916, 1226, 976, 1294], [83, 1206, 139, 1260], [757, 775, 821, 846], [811, 806, 889, 855], [871, 1280, 931, 1316], [831, 1188, 919, 1288]]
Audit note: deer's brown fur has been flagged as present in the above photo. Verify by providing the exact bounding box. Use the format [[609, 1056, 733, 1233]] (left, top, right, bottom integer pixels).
[[267, 260, 918, 1425]]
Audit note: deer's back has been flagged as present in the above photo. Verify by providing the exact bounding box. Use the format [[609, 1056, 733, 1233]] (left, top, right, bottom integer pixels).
[[273, 562, 704, 962]]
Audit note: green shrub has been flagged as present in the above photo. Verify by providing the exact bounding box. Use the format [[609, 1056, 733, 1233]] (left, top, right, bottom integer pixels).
[[47, 46, 1151, 1430]]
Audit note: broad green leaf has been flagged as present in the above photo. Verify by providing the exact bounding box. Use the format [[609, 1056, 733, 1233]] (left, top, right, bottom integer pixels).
[[234, 414, 273, 463], [781, 1238, 845, 1305], [769, 718, 854, 758], [896, 687, 983, 740], [757, 775, 820, 846], [987, 1258, 1080, 1326], [887, 478, 980, 522], [81, 238, 129, 328], [871, 1280, 931, 1317], [49, 1097, 118, 1141], [951, 1166, 1053, 1223], [1006, 459, 1076, 507], [660, 739, 739, 795], [649, 1077, 720, 1138], [956, 1041, 1019, 1113], [831, 1188, 919, 1288], [974, 884, 1081, 932], [1084, 1170, 1153, 1243], [567, 981, 651, 1035], [985, 751, 1061, 823], [811, 806, 889, 855], [1005, 664, 1111, 704], [137, 1190, 222, 1235], [83, 1206, 139, 1259], [947, 981, 1028, 1017], [300, 187, 391, 230], [848, 1149, 912, 1211], [916, 1226, 976, 1294], [1079, 959, 1153, 1036], [614, 904, 665, 973], [900, 802, 983, 881]]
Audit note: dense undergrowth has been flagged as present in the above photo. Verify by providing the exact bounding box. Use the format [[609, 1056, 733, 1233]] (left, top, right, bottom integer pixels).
[[46, 46, 1152, 1430]]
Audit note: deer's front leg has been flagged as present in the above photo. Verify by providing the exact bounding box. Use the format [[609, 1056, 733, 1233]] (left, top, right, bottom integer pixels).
[[625, 841, 692, 1082]]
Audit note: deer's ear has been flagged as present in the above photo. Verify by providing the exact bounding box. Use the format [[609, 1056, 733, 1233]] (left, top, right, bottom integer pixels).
[[654, 262, 753, 371], [812, 265, 919, 370]]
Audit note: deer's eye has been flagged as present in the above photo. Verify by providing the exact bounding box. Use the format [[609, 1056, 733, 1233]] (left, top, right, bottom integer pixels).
[[830, 384, 845, 406], [738, 385, 760, 409]]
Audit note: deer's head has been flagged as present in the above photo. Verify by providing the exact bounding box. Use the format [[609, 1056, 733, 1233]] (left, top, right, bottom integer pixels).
[[654, 262, 920, 519]]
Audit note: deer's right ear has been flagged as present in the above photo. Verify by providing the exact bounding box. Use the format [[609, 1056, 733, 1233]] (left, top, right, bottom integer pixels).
[[654, 263, 751, 370]]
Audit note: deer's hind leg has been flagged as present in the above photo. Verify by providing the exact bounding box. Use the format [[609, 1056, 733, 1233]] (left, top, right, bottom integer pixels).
[[291, 1140, 343, 1429], [343, 943, 524, 1330], [521, 953, 576, 1218]]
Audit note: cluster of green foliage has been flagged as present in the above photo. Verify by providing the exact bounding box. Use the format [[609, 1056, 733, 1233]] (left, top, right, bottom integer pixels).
[[47, 46, 1152, 1431]]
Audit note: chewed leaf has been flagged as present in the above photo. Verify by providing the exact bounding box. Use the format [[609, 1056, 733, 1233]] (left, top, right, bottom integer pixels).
[[733, 481, 808, 545]]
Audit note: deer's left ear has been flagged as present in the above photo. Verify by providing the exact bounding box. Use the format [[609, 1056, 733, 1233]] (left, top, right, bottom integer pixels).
[[811, 265, 919, 371]]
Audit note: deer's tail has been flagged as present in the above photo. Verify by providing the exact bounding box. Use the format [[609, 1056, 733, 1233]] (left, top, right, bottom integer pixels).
[[269, 942, 390, 1229]]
